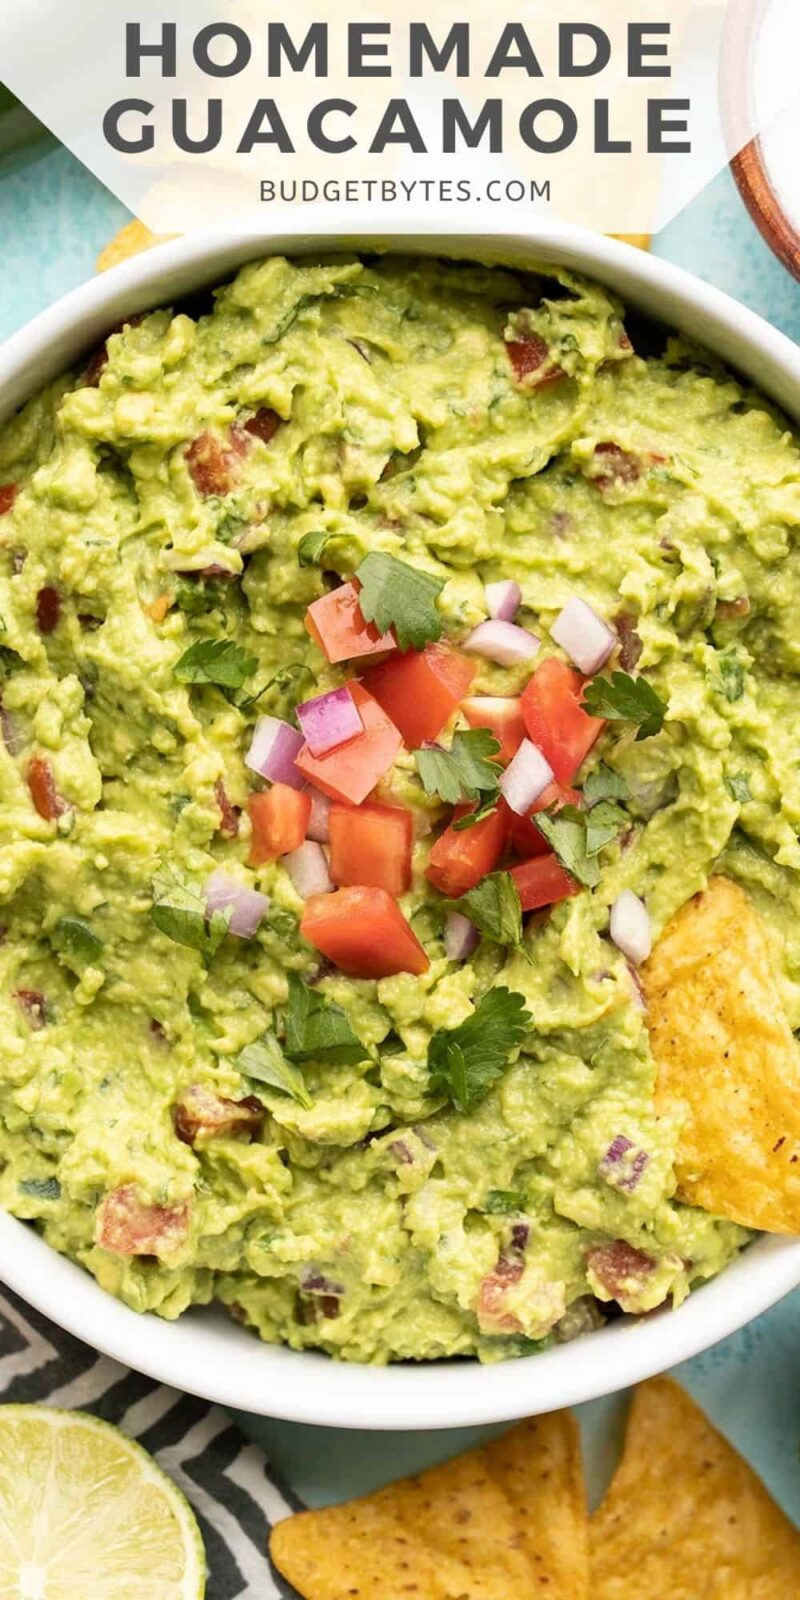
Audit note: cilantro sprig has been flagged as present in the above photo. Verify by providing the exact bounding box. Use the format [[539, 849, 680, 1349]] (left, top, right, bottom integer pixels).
[[355, 553, 444, 651], [536, 809, 600, 889], [174, 637, 257, 691], [581, 671, 666, 740], [427, 987, 531, 1113], [149, 866, 230, 957], [415, 729, 502, 811], [283, 974, 367, 1065], [297, 530, 335, 568], [236, 1032, 312, 1110], [447, 871, 524, 952]]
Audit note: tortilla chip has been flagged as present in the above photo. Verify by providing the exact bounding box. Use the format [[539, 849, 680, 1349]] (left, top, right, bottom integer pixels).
[[96, 220, 168, 272], [609, 233, 651, 251], [270, 1411, 588, 1600], [643, 875, 800, 1232], [591, 1377, 800, 1597]]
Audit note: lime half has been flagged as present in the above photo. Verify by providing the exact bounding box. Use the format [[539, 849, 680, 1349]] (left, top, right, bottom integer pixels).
[[0, 1404, 206, 1599]]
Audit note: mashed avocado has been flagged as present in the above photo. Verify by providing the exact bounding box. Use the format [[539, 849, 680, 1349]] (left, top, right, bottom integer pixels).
[[0, 253, 797, 1364]]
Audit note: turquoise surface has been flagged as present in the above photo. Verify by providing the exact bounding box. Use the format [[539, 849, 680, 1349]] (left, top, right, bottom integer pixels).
[[2, 142, 800, 1518]]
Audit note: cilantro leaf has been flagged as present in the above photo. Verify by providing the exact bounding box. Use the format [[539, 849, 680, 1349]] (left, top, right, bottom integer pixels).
[[583, 763, 629, 805], [585, 799, 627, 857], [173, 576, 228, 615], [174, 637, 257, 690], [581, 671, 666, 740], [283, 974, 367, 1065], [54, 917, 103, 964], [415, 729, 502, 807], [236, 1031, 312, 1110], [725, 772, 752, 803], [150, 866, 230, 956], [19, 1176, 61, 1201], [355, 553, 444, 651], [483, 1188, 527, 1215], [714, 652, 746, 703], [535, 808, 599, 889], [236, 661, 314, 714], [297, 530, 335, 568], [427, 987, 531, 1113], [448, 872, 524, 951]]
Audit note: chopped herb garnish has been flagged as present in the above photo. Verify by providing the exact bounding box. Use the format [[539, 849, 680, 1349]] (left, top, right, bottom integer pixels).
[[173, 576, 227, 615], [725, 773, 752, 803], [582, 671, 666, 740], [584, 799, 628, 857], [283, 974, 367, 1065], [448, 872, 524, 951], [297, 530, 335, 568], [583, 763, 629, 805], [19, 1176, 61, 1201], [427, 987, 531, 1113], [54, 917, 103, 964], [150, 866, 230, 956], [174, 637, 257, 691], [483, 1188, 527, 1215], [235, 1031, 312, 1110], [714, 652, 746, 703], [264, 907, 298, 942], [379, 1030, 406, 1057], [355, 552, 444, 651], [236, 661, 314, 713], [415, 728, 502, 808], [535, 808, 600, 889]]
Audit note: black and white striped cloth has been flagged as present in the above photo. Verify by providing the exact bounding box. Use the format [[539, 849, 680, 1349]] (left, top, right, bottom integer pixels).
[[0, 1287, 305, 1599]]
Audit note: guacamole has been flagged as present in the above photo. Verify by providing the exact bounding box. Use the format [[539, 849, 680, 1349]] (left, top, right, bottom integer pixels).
[[0, 253, 797, 1365]]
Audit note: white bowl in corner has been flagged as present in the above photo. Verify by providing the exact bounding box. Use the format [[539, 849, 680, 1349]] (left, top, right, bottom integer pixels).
[[2, 211, 800, 1430]]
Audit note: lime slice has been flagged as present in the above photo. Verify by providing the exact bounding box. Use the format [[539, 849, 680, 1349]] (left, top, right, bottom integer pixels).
[[0, 1404, 206, 1599]]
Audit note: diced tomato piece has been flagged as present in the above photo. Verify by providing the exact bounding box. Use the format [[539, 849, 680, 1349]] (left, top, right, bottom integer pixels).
[[520, 658, 605, 786], [592, 441, 642, 489], [243, 407, 281, 444], [27, 756, 68, 821], [305, 582, 395, 665], [586, 1240, 656, 1313], [505, 333, 566, 387], [295, 684, 402, 806], [14, 989, 47, 1029], [35, 586, 60, 636], [248, 784, 311, 865], [360, 644, 476, 748], [96, 1185, 190, 1258], [506, 783, 581, 859], [476, 1252, 526, 1334], [215, 779, 240, 840], [329, 802, 413, 895], [510, 853, 579, 912], [461, 695, 525, 765], [0, 484, 18, 515], [426, 803, 509, 898], [173, 1084, 265, 1145], [301, 886, 429, 978], [186, 432, 235, 497]]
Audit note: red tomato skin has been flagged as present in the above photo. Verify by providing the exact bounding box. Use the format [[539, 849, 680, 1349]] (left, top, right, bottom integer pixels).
[[360, 644, 476, 748], [295, 685, 402, 806], [301, 886, 429, 978], [505, 784, 581, 859], [329, 802, 413, 895], [520, 658, 605, 786], [510, 853, 579, 912], [305, 583, 395, 665], [248, 785, 311, 866], [27, 756, 68, 821], [425, 803, 509, 898], [461, 697, 525, 765], [0, 484, 18, 515]]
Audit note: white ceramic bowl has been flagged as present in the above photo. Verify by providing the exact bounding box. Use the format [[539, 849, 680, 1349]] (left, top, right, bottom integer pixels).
[[2, 212, 800, 1430]]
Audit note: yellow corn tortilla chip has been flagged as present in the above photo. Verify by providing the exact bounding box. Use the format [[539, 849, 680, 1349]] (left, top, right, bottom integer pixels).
[[591, 1377, 800, 1597], [270, 1411, 588, 1600], [96, 219, 169, 272], [643, 875, 800, 1232], [609, 233, 651, 250]]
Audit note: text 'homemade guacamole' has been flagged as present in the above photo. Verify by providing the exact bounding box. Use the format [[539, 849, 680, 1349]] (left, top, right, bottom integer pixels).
[[1, 252, 798, 1364]]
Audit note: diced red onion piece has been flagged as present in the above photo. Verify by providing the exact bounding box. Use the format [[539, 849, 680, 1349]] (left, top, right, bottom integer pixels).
[[610, 890, 652, 965], [485, 580, 521, 623], [499, 738, 554, 816], [599, 1134, 649, 1193], [284, 841, 333, 899], [205, 870, 269, 938], [444, 911, 479, 961], [296, 685, 363, 757], [245, 715, 305, 790], [306, 789, 332, 844], [551, 596, 616, 675], [464, 620, 540, 668]]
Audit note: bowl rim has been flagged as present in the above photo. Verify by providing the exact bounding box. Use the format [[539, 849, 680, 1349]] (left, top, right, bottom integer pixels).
[[2, 208, 800, 1430]]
